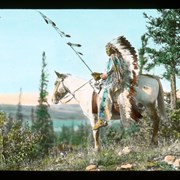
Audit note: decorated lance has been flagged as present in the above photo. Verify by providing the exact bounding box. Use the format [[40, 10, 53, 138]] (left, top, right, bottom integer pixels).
[[37, 11, 93, 73]]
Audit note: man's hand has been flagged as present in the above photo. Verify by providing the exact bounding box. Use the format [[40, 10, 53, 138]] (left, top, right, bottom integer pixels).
[[100, 73, 108, 80], [91, 72, 102, 81]]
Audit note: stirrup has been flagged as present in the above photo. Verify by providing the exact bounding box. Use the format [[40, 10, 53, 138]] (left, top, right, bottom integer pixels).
[[92, 119, 108, 130]]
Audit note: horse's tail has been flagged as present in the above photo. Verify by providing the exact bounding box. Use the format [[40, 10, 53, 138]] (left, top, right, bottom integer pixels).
[[156, 77, 167, 122]]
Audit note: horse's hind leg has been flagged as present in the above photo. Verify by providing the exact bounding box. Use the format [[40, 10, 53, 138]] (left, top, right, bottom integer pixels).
[[146, 104, 160, 145]]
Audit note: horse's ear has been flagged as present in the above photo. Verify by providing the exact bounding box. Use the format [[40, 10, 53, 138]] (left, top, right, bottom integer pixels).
[[55, 71, 61, 78]]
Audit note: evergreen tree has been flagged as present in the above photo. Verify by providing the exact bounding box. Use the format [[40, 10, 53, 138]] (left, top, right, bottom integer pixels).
[[143, 9, 180, 109], [138, 34, 148, 75], [32, 51, 55, 156], [16, 88, 23, 123], [31, 107, 35, 124]]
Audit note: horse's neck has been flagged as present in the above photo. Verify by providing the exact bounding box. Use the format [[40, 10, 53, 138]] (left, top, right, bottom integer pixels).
[[65, 76, 91, 95], [64, 76, 94, 116]]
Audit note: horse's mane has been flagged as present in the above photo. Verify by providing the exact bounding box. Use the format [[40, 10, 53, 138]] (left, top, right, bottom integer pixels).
[[64, 73, 89, 88], [110, 36, 142, 122]]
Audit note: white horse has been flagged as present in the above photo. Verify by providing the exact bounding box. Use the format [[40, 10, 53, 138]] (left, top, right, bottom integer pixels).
[[51, 36, 167, 151], [51, 72, 167, 151]]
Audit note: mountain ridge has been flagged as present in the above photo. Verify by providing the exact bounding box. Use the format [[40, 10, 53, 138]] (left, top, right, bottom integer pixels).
[[0, 104, 87, 121]]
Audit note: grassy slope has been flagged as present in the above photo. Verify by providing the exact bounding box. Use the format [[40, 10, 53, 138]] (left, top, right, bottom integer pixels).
[[22, 138, 180, 171], [1, 104, 179, 171]]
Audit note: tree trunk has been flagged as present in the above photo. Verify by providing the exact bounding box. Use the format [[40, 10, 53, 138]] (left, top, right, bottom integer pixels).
[[170, 73, 177, 109]]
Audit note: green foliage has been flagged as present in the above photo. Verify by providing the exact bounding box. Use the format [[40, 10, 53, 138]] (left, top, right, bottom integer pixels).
[[177, 99, 180, 109], [148, 161, 174, 171], [130, 108, 180, 143], [100, 125, 123, 146], [0, 111, 41, 170], [16, 88, 23, 122], [143, 9, 180, 109], [31, 51, 55, 157], [160, 109, 180, 140], [56, 122, 92, 148], [0, 111, 6, 165], [96, 150, 121, 168], [1, 113, 178, 171], [99, 122, 141, 148], [143, 9, 180, 76], [138, 34, 148, 74], [55, 121, 142, 152]]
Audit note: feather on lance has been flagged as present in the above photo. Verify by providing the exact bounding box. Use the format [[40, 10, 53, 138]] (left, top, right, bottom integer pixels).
[[37, 10, 93, 73]]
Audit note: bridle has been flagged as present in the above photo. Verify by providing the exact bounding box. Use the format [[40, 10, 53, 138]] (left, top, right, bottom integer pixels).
[[54, 78, 73, 104], [54, 77, 93, 104]]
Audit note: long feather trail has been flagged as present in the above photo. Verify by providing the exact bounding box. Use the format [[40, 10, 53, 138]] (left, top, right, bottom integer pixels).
[[37, 10, 93, 73]]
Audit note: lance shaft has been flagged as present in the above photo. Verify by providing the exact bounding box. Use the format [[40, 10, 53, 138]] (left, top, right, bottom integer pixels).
[[68, 45, 93, 73], [38, 11, 93, 73]]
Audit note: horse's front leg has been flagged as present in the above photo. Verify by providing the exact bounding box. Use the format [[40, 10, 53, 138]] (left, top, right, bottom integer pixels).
[[89, 114, 100, 152], [92, 129, 100, 152]]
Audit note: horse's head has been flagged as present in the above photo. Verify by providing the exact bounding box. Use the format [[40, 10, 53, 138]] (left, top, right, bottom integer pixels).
[[51, 71, 69, 104]]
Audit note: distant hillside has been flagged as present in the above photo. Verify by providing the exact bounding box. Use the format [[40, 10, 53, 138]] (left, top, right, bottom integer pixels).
[[0, 92, 78, 105], [0, 104, 87, 121]]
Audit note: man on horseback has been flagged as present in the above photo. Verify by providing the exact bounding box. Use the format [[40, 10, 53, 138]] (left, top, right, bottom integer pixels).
[[92, 42, 123, 130]]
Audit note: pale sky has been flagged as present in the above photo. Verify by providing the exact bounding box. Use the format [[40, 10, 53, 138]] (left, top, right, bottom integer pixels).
[[0, 9, 179, 94]]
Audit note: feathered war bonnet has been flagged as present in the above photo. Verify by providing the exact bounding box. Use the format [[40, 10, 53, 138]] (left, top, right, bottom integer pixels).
[[105, 42, 119, 56]]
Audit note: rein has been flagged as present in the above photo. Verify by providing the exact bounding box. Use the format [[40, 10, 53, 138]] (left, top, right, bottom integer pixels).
[[58, 78, 94, 104]]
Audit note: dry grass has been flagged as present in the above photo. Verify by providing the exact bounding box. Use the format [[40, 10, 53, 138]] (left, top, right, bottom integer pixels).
[[22, 138, 180, 171]]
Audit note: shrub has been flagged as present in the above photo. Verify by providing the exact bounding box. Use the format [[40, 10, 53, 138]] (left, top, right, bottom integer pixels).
[[160, 109, 180, 141], [0, 111, 41, 170]]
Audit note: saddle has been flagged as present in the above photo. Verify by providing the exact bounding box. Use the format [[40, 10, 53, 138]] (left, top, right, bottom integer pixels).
[[92, 91, 143, 122], [92, 91, 120, 115]]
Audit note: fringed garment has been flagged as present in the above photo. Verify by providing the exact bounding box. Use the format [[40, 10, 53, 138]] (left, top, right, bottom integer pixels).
[[98, 52, 122, 120]]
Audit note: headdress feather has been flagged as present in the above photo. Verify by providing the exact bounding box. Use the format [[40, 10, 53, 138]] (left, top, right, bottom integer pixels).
[[109, 36, 142, 122]]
